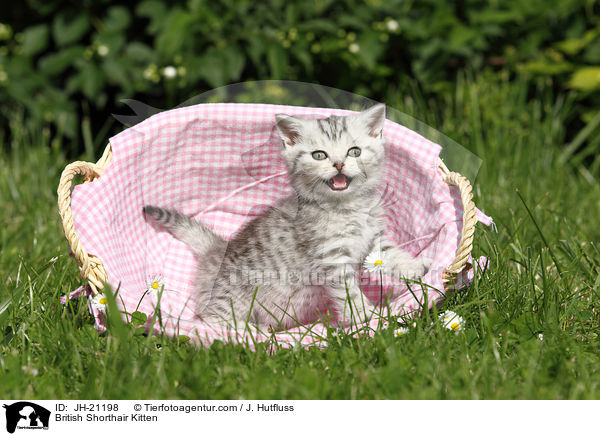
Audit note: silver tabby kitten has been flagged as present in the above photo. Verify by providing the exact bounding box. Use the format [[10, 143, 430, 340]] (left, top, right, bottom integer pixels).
[[144, 104, 431, 330]]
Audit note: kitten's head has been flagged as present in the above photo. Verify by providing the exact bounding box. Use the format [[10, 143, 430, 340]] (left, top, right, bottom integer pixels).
[[275, 104, 386, 203]]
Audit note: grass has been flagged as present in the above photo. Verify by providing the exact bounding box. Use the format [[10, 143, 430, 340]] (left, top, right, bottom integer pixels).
[[2, 73, 600, 399]]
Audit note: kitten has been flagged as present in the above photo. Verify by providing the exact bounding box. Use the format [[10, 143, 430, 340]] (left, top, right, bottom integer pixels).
[[143, 104, 430, 330]]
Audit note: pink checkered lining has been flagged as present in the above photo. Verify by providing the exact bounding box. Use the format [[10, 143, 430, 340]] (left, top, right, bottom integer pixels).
[[64, 103, 492, 349]]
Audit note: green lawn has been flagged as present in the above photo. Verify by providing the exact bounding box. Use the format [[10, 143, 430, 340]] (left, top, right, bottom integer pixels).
[[2, 74, 600, 399]]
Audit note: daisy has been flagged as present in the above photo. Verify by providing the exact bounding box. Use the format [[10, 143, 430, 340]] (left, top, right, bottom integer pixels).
[[394, 327, 409, 337], [147, 275, 165, 296], [439, 310, 465, 332], [91, 293, 108, 312], [364, 251, 387, 273]]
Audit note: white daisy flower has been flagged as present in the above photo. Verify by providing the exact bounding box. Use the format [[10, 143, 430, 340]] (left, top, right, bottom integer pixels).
[[91, 293, 108, 312], [394, 327, 409, 337], [147, 275, 165, 295], [538, 333, 544, 341], [364, 251, 387, 273], [162, 65, 177, 79], [439, 310, 465, 331]]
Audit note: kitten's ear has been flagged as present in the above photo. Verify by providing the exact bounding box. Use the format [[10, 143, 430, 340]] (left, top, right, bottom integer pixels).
[[275, 114, 304, 147], [359, 104, 386, 137]]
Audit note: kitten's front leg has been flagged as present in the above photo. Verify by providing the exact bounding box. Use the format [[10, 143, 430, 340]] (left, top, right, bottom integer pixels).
[[327, 266, 377, 326]]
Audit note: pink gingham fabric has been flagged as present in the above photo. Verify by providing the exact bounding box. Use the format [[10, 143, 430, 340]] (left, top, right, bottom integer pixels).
[[65, 103, 492, 349]]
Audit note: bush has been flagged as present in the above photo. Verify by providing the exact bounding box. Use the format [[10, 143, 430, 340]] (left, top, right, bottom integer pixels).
[[0, 0, 598, 153]]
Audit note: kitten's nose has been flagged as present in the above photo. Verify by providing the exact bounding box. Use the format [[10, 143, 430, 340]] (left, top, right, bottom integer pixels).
[[334, 162, 344, 171]]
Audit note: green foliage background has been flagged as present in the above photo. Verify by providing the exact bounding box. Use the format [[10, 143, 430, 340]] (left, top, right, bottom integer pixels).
[[1, 0, 600, 153]]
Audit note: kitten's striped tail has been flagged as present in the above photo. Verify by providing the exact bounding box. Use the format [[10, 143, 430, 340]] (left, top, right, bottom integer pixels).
[[143, 205, 224, 254]]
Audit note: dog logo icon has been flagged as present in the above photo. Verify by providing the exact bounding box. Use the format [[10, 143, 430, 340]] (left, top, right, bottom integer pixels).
[[2, 402, 50, 433]]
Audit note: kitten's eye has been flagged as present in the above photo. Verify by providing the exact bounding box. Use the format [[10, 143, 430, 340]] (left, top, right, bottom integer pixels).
[[312, 151, 328, 160], [347, 147, 361, 157]]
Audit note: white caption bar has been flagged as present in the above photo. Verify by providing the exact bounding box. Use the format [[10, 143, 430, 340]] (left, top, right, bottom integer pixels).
[[0, 400, 596, 435]]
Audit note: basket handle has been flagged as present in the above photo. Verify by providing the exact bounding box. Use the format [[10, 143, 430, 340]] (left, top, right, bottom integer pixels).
[[57, 144, 112, 295], [438, 160, 478, 287]]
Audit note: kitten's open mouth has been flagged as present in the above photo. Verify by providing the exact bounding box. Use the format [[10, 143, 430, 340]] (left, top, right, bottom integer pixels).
[[327, 173, 352, 191]]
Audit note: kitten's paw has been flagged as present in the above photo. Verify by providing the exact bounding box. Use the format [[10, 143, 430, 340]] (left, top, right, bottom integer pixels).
[[394, 256, 432, 281]]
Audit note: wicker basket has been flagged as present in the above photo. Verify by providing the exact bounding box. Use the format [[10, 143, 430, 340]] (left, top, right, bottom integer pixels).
[[56, 103, 484, 348]]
